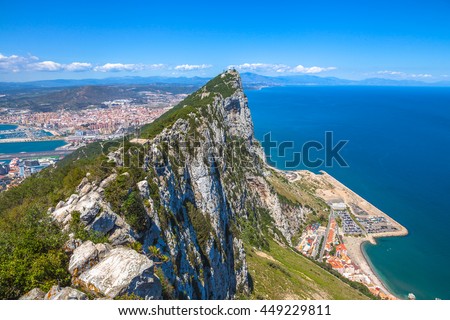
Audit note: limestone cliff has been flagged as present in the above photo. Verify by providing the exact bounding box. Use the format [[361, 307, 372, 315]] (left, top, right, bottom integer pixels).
[[19, 71, 321, 299]]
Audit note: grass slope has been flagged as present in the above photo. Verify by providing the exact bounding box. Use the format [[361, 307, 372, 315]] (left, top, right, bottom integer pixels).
[[245, 239, 369, 300]]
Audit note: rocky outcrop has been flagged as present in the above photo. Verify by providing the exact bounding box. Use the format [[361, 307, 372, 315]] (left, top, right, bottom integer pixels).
[[48, 174, 136, 245], [247, 175, 305, 243], [44, 286, 87, 300], [42, 70, 304, 300], [69, 241, 111, 277], [74, 246, 161, 299], [19, 288, 46, 300], [19, 286, 87, 300]]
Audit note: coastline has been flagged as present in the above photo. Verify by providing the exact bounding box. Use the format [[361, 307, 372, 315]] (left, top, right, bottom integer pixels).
[[345, 236, 397, 298], [281, 168, 408, 299], [359, 240, 400, 297], [0, 123, 62, 143]]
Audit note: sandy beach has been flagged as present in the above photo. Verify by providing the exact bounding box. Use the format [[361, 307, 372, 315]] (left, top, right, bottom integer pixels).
[[344, 236, 392, 295]]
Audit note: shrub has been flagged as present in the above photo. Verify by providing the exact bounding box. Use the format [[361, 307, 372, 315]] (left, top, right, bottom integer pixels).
[[0, 208, 70, 299], [122, 191, 148, 233]]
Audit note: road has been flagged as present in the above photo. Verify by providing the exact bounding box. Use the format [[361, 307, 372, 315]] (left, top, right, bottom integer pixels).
[[0, 150, 74, 160], [318, 211, 334, 261]]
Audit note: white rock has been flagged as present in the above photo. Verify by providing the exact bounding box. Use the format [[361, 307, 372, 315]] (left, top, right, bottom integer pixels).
[[76, 177, 90, 193], [55, 200, 65, 210], [44, 286, 87, 300], [79, 183, 92, 196], [66, 194, 79, 205], [77, 247, 161, 299], [51, 206, 74, 225], [69, 241, 102, 277], [19, 288, 45, 300], [99, 173, 118, 188], [137, 180, 149, 199], [89, 210, 117, 234], [75, 192, 102, 224]]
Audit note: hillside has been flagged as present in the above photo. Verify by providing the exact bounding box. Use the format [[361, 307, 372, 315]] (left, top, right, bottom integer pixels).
[[0, 84, 196, 112], [0, 70, 371, 300]]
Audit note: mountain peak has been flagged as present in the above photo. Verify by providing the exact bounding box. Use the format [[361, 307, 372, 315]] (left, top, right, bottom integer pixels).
[[201, 69, 242, 99], [140, 70, 250, 140]]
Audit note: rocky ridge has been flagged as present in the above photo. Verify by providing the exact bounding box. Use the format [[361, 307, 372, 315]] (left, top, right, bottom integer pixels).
[[21, 70, 308, 300]]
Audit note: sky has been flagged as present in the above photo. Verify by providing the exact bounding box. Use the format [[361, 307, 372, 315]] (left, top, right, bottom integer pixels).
[[1, 0, 450, 82]]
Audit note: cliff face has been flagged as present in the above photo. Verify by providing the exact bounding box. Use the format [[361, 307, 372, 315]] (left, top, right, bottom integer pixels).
[[25, 71, 306, 300], [133, 70, 305, 298], [137, 70, 262, 299]]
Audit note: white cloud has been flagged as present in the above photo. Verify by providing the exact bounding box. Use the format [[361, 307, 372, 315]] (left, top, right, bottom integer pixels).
[[232, 63, 275, 71], [377, 70, 404, 76], [230, 63, 336, 74], [148, 63, 166, 70], [0, 53, 168, 74], [290, 65, 337, 74], [0, 53, 37, 72], [93, 63, 145, 72], [376, 70, 433, 79], [230, 63, 289, 73], [31, 60, 64, 71], [174, 64, 212, 71], [411, 73, 432, 78], [64, 62, 93, 72]]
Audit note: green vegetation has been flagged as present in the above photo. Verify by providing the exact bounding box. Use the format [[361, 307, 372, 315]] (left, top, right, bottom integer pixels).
[[316, 236, 324, 260], [0, 143, 108, 299], [1, 83, 195, 112], [267, 170, 329, 227], [185, 201, 213, 252], [336, 216, 343, 228], [0, 207, 70, 299], [202, 71, 237, 98], [140, 72, 237, 140], [239, 207, 273, 251], [147, 246, 170, 264], [245, 239, 370, 300], [329, 245, 337, 256], [155, 267, 175, 299], [68, 211, 109, 244], [104, 169, 148, 233], [114, 293, 144, 300], [122, 191, 148, 233]]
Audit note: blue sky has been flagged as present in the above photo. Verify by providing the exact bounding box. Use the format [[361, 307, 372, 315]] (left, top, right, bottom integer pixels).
[[1, 0, 450, 81]]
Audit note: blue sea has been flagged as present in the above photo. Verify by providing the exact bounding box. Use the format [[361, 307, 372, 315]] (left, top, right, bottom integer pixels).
[[0, 124, 53, 139], [0, 140, 67, 156], [246, 86, 450, 300], [0, 124, 66, 157], [0, 124, 18, 131]]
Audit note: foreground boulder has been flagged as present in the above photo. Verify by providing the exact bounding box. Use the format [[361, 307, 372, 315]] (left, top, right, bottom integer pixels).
[[73, 246, 162, 299], [69, 241, 111, 277]]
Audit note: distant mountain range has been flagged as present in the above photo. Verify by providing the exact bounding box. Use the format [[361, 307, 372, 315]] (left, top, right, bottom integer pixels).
[[239, 73, 450, 88], [1, 72, 449, 91]]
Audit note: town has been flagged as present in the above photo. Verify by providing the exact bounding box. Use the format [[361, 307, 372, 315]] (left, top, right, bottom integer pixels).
[[0, 157, 61, 191], [297, 200, 399, 300], [0, 91, 187, 140], [0, 91, 189, 192]]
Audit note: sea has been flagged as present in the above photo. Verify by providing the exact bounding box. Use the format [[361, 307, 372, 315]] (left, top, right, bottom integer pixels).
[[246, 86, 450, 300], [0, 124, 66, 159]]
